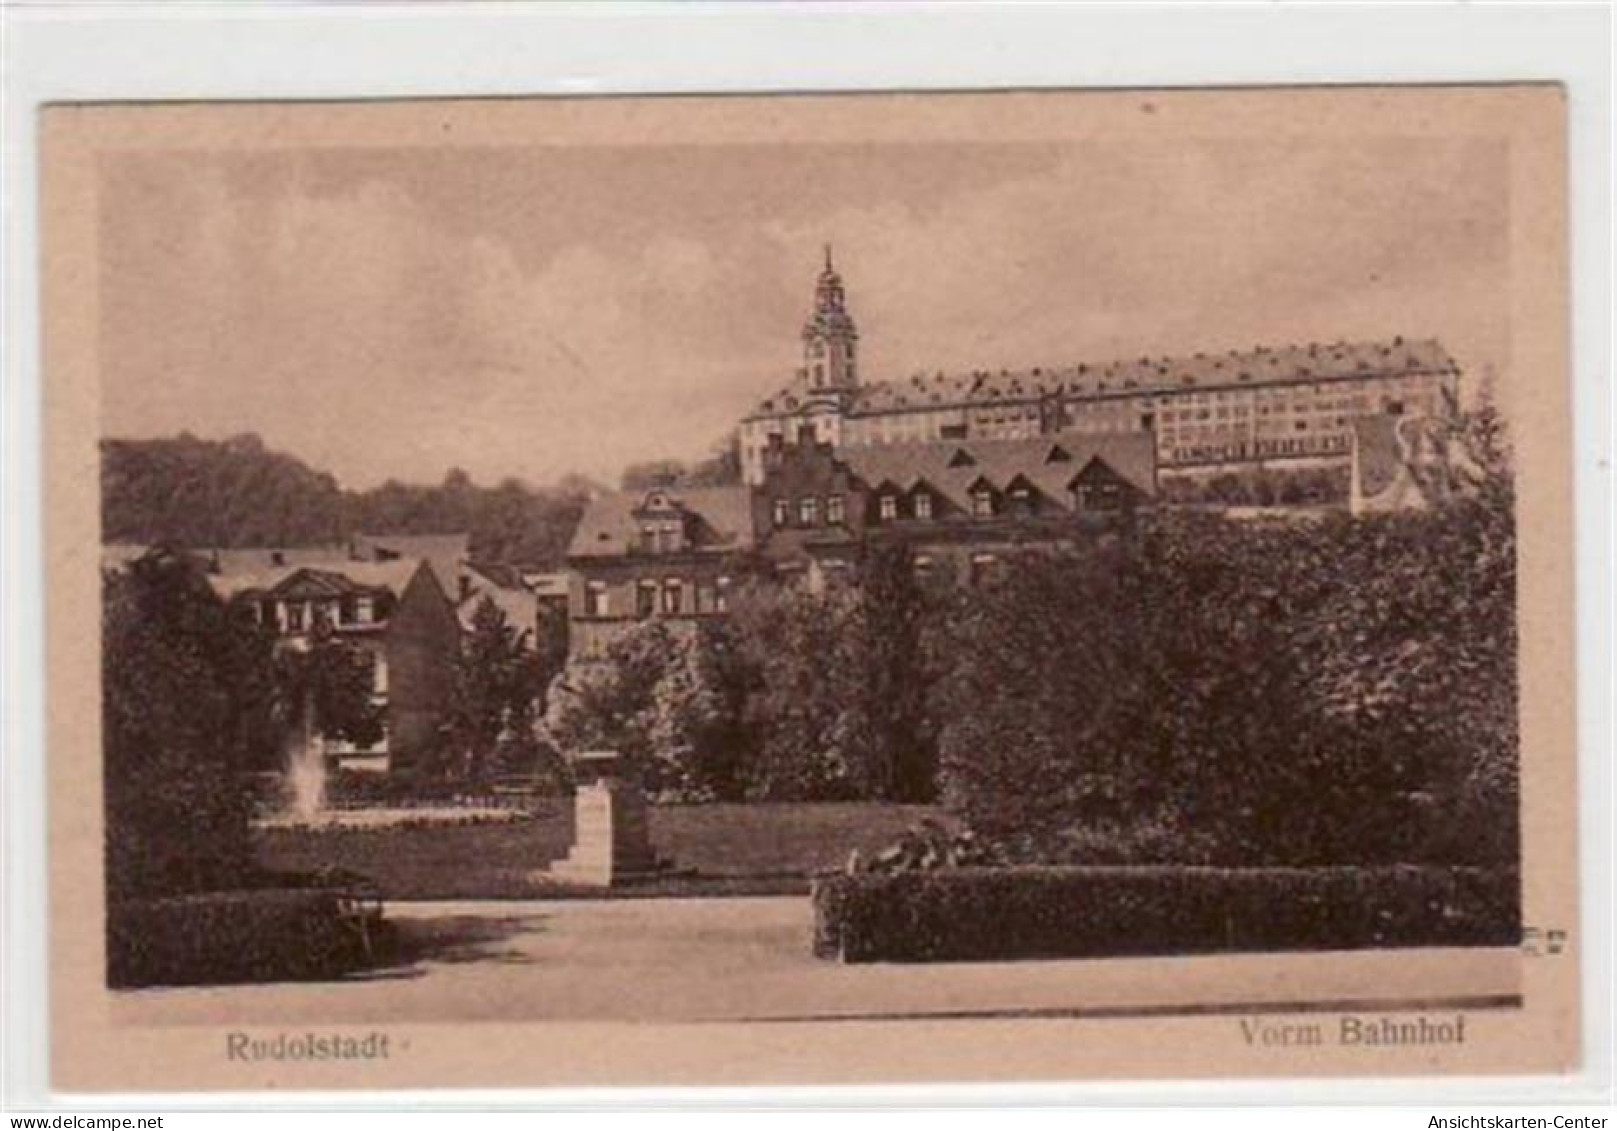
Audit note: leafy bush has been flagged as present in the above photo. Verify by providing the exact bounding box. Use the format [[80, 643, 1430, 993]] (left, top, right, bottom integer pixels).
[[865, 814, 1225, 872], [107, 887, 388, 987], [850, 817, 1005, 874], [812, 865, 1521, 963]]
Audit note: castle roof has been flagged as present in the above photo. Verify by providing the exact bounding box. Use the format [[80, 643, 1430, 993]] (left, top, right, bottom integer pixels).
[[746, 337, 1458, 420]]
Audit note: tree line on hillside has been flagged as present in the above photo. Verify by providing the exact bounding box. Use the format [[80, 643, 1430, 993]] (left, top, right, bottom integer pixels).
[[617, 431, 743, 493], [553, 406, 1518, 869], [101, 433, 601, 567]]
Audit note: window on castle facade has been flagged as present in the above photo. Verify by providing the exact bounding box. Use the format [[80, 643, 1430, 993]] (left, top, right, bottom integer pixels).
[[773, 499, 790, 527], [826, 494, 845, 525], [972, 490, 995, 518], [662, 579, 683, 615], [799, 497, 819, 526], [636, 581, 657, 619], [914, 492, 933, 520], [879, 495, 898, 521]]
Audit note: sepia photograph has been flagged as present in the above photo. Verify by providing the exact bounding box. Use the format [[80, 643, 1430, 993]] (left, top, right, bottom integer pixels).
[[37, 82, 1580, 1091]]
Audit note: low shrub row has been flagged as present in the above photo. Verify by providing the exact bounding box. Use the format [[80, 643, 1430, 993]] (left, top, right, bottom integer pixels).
[[107, 886, 388, 988], [811, 865, 1520, 963]]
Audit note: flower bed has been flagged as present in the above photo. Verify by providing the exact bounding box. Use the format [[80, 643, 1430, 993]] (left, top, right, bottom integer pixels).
[[253, 806, 539, 831], [811, 864, 1520, 963]]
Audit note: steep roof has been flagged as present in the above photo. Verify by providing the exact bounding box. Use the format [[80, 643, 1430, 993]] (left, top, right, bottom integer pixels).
[[747, 337, 1458, 419], [350, 532, 468, 594], [567, 485, 754, 560], [207, 544, 349, 575], [206, 557, 422, 602], [841, 429, 1157, 513], [459, 561, 539, 634]]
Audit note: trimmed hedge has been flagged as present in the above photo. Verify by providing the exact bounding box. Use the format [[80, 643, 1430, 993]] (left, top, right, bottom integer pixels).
[[108, 887, 387, 988], [812, 865, 1520, 963]]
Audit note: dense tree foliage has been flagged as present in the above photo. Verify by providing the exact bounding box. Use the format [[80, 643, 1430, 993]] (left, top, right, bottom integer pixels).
[[551, 550, 941, 804], [934, 412, 1517, 867], [1158, 464, 1349, 507], [553, 409, 1517, 867], [619, 432, 743, 493], [101, 433, 596, 567], [103, 552, 272, 898], [434, 597, 555, 783], [102, 433, 347, 549]]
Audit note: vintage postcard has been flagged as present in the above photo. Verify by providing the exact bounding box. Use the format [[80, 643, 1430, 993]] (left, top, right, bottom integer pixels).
[[42, 84, 1578, 1092]]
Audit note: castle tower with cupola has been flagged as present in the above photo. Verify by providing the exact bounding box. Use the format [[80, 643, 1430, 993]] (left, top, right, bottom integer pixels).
[[800, 245, 859, 392]]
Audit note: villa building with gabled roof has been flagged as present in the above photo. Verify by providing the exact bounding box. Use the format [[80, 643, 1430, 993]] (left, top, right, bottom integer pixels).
[[205, 553, 460, 774]]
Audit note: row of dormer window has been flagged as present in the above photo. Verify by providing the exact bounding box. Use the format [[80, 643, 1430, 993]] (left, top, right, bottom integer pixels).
[[771, 495, 850, 528], [769, 479, 1127, 529]]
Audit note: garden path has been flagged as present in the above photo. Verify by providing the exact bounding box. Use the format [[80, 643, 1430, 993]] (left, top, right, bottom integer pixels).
[[111, 896, 1521, 1028]]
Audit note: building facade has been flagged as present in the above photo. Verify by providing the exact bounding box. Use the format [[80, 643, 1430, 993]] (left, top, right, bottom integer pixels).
[[563, 426, 1156, 657], [752, 426, 1155, 581], [562, 486, 757, 662], [740, 255, 1461, 485]]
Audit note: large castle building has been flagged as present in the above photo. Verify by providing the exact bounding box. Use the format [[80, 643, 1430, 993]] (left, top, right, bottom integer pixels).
[[560, 250, 1463, 662], [739, 250, 1462, 486]]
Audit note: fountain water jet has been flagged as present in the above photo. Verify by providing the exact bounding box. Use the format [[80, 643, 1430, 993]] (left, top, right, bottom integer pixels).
[[284, 728, 327, 822]]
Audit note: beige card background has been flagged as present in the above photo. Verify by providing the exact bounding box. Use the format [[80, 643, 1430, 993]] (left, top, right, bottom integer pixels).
[[43, 85, 1577, 1093]]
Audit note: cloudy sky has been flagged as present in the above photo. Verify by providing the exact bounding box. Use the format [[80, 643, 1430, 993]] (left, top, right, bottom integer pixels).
[[99, 131, 1509, 489]]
